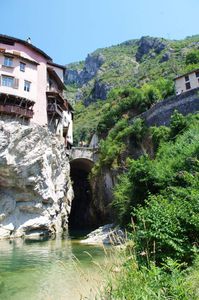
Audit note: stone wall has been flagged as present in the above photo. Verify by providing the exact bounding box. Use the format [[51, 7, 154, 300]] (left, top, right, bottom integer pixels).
[[141, 88, 199, 127]]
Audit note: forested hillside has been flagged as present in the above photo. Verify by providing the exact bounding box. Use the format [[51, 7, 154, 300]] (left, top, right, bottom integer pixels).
[[65, 35, 199, 145]]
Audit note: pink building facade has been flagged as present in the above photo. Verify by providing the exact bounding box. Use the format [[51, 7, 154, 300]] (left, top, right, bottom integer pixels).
[[0, 34, 73, 147]]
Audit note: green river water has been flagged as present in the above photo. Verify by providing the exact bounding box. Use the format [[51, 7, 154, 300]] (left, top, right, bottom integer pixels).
[[0, 236, 108, 300]]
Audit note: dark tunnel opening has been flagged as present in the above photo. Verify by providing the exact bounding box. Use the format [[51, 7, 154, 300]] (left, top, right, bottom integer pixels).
[[69, 158, 94, 233]]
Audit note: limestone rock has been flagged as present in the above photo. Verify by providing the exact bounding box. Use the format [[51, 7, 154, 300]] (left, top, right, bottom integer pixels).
[[81, 224, 125, 245], [65, 53, 105, 87], [136, 36, 166, 62], [159, 52, 171, 63], [0, 121, 73, 239], [84, 80, 112, 105]]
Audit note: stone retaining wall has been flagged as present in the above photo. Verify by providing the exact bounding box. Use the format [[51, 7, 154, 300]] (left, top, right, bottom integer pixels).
[[140, 88, 199, 127]]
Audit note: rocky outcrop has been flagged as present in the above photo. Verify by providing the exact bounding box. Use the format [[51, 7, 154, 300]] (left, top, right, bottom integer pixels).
[[81, 224, 125, 245], [136, 36, 166, 62], [89, 169, 115, 226], [84, 80, 112, 106], [65, 53, 105, 87], [159, 52, 171, 63], [0, 121, 73, 239]]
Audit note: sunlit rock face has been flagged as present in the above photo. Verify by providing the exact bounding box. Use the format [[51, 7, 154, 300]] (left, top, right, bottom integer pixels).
[[0, 121, 73, 239]]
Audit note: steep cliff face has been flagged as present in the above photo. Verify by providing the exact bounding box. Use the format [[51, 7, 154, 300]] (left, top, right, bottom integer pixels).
[[65, 53, 105, 87], [135, 36, 167, 62], [0, 121, 73, 239]]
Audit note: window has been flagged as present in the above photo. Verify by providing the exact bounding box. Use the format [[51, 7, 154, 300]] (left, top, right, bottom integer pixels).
[[185, 75, 189, 82], [3, 56, 13, 67], [2, 75, 14, 87], [24, 80, 31, 92], [185, 82, 191, 90], [195, 71, 199, 78], [20, 62, 25, 72]]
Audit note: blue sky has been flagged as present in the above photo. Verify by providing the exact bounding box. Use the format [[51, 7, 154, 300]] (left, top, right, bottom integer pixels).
[[1, 0, 199, 64]]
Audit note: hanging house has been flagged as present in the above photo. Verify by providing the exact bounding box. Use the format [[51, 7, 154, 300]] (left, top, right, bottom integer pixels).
[[0, 34, 73, 147]]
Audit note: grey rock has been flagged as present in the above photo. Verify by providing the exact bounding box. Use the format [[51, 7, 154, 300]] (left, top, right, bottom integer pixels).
[[85, 53, 105, 76], [159, 52, 171, 63], [136, 36, 166, 62], [65, 53, 105, 87], [84, 80, 112, 105], [0, 121, 73, 239], [81, 224, 125, 245]]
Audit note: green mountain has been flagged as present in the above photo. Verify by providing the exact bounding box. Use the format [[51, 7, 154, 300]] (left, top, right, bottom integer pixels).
[[64, 35, 199, 145]]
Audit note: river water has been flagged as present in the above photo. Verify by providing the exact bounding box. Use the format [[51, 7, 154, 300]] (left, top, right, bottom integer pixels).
[[0, 236, 108, 300]]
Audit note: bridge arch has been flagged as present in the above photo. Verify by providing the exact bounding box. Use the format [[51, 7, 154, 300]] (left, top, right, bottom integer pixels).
[[69, 157, 94, 232]]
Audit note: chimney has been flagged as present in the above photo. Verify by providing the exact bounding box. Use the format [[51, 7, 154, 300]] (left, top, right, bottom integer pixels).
[[27, 37, 32, 44]]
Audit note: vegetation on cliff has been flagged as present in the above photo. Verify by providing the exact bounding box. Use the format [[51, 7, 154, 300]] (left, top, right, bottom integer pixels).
[[67, 35, 199, 298], [66, 35, 199, 145], [100, 112, 199, 299]]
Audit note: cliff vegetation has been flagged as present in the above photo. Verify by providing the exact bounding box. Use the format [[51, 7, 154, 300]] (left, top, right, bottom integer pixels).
[[65, 35, 199, 298], [65, 35, 199, 145]]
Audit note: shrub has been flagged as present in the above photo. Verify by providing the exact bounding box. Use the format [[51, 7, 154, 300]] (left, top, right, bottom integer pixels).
[[150, 126, 170, 151], [104, 252, 195, 300], [169, 110, 188, 139], [112, 113, 199, 264], [134, 188, 199, 264], [185, 50, 199, 65]]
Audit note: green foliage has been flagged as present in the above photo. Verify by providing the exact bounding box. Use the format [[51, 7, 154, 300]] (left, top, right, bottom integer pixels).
[[97, 87, 144, 135], [112, 113, 199, 264], [142, 78, 174, 104], [185, 50, 199, 65], [92, 118, 146, 176], [150, 126, 170, 151], [183, 63, 199, 73], [134, 189, 199, 264], [73, 100, 104, 145], [68, 35, 197, 141], [170, 110, 188, 139], [97, 78, 173, 136], [104, 252, 196, 300]]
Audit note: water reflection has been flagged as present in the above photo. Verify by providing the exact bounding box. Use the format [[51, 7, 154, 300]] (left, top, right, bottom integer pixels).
[[0, 237, 106, 300]]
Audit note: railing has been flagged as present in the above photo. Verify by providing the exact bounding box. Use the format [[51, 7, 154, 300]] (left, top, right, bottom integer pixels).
[[46, 86, 63, 96], [0, 104, 34, 118], [47, 103, 63, 117]]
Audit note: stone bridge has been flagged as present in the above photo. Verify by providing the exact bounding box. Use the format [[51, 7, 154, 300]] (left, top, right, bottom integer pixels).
[[70, 147, 98, 163], [68, 147, 99, 230], [67, 146, 99, 172]]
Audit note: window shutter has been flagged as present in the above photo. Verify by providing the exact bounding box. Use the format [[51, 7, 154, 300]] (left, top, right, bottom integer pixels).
[[13, 78, 19, 89]]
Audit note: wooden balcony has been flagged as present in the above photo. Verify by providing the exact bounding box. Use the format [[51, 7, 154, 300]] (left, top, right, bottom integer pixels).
[[47, 103, 63, 118], [0, 104, 34, 118]]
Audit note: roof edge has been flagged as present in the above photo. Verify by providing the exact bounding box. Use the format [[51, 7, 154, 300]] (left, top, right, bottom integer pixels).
[[174, 68, 199, 80], [0, 34, 52, 61], [47, 61, 66, 70]]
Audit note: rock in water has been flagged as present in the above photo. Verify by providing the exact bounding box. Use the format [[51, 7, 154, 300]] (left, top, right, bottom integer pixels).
[[81, 224, 125, 245], [0, 121, 73, 239]]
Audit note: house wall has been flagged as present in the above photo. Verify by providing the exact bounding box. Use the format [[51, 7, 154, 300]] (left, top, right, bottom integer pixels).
[[0, 55, 37, 101], [175, 71, 199, 94], [0, 42, 48, 125], [0, 38, 73, 145]]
